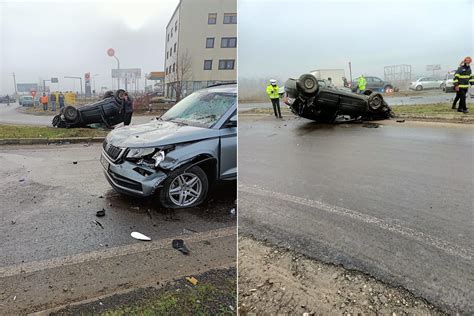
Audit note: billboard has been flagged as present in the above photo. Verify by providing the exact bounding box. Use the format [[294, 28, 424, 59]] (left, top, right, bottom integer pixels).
[[112, 68, 141, 79], [17, 83, 38, 93]]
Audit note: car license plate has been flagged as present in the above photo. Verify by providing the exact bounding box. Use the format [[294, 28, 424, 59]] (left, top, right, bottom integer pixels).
[[100, 155, 110, 170]]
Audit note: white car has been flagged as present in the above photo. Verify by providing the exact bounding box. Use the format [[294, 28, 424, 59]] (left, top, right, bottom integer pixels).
[[409, 77, 444, 91], [441, 72, 455, 93]]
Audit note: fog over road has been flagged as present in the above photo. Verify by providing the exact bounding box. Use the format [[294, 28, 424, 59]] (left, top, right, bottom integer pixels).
[[238, 115, 473, 313]]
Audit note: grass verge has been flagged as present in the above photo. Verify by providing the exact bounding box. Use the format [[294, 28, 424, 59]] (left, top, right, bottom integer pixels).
[[0, 124, 108, 139], [51, 268, 236, 316]]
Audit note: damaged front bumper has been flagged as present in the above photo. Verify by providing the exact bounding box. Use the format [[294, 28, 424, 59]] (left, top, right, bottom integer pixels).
[[100, 151, 168, 197]]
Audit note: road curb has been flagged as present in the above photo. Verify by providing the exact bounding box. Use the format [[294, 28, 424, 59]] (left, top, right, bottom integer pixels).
[[0, 137, 105, 145]]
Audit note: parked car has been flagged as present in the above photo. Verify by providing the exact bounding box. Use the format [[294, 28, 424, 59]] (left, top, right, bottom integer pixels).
[[52, 90, 126, 128], [100, 83, 237, 208], [351, 76, 394, 93], [0, 95, 16, 103], [19, 95, 35, 107], [409, 77, 444, 91], [285, 73, 392, 122], [441, 72, 455, 92]]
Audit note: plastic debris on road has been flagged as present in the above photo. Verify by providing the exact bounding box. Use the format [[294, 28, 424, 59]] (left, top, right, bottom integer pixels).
[[186, 276, 198, 286], [131, 231, 151, 241], [172, 239, 190, 255]]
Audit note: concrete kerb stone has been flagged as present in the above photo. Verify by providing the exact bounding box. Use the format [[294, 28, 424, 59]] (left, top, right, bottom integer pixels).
[[0, 137, 106, 145]]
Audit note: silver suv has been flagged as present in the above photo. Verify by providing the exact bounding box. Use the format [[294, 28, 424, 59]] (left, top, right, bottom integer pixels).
[[100, 84, 236, 208]]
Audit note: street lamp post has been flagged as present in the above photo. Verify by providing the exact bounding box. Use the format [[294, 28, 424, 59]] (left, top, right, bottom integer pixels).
[[107, 48, 120, 90], [64, 76, 83, 97], [93, 74, 99, 94]]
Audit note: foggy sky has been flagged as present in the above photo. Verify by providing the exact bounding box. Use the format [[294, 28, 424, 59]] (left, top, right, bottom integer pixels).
[[0, 0, 179, 94], [238, 0, 474, 82]]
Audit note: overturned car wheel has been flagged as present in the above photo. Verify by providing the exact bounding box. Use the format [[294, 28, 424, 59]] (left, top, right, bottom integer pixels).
[[63, 105, 79, 122], [297, 74, 319, 95], [367, 93, 384, 111], [159, 165, 209, 209]]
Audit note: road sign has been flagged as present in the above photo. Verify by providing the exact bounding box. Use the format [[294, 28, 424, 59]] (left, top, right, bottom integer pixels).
[[107, 48, 115, 57], [17, 83, 38, 93], [51, 77, 59, 83], [85, 73, 90, 80], [30, 90, 37, 97], [112, 68, 141, 79], [426, 64, 441, 71]]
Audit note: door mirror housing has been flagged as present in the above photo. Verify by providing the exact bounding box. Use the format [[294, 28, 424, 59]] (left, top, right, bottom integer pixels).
[[226, 115, 237, 128]]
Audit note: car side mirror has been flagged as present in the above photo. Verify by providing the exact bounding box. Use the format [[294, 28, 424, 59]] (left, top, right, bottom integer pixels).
[[226, 115, 237, 128]]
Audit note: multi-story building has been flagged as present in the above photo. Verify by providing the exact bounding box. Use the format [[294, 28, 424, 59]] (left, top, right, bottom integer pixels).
[[164, 0, 237, 99]]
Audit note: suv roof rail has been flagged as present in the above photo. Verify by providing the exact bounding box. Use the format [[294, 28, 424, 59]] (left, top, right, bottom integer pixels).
[[206, 81, 237, 88]]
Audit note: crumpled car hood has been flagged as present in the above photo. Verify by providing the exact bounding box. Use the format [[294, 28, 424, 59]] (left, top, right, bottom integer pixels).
[[107, 120, 220, 148]]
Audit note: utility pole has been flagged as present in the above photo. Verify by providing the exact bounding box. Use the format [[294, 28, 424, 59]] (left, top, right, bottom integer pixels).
[[348, 61, 353, 84], [12, 72, 18, 98]]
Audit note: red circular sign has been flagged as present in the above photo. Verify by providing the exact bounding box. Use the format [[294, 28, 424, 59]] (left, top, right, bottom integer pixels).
[[85, 73, 90, 79], [30, 90, 37, 97], [107, 48, 115, 57]]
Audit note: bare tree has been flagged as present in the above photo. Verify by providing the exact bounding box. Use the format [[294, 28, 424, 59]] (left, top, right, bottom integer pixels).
[[167, 50, 192, 102]]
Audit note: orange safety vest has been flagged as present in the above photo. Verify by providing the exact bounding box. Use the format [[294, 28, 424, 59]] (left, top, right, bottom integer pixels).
[[40, 96, 48, 104]]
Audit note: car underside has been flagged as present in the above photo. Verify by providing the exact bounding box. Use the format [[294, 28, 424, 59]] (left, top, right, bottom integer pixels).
[[284, 74, 393, 122]]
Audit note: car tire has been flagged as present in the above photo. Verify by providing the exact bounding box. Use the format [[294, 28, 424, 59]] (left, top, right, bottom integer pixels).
[[159, 165, 209, 209], [368, 93, 384, 111], [384, 85, 393, 93], [415, 85, 423, 91], [297, 74, 319, 95], [114, 89, 126, 103], [52, 115, 61, 127], [63, 105, 79, 122]]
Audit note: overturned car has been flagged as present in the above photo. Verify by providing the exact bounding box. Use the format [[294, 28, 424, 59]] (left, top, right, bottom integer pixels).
[[52, 90, 127, 128], [100, 84, 237, 209], [284, 73, 392, 122]]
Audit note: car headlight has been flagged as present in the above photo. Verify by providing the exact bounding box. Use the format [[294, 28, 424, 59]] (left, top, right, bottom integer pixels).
[[152, 150, 165, 167], [126, 148, 155, 159]]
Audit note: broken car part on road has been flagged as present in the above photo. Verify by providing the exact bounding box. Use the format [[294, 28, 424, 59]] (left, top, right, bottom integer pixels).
[[131, 231, 152, 241], [100, 84, 237, 209], [52, 89, 127, 129], [284, 73, 393, 122]]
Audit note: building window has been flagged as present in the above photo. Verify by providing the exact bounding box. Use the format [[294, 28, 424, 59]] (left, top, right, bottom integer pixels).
[[169, 48, 172, 56], [223, 13, 237, 24], [208, 13, 217, 24], [218, 59, 235, 70], [166, 51, 168, 59], [166, 68, 168, 75], [221, 37, 237, 48], [171, 29, 173, 37], [175, 21, 178, 31], [204, 60, 212, 70], [173, 63, 176, 73], [174, 43, 177, 53], [206, 37, 215, 48], [167, 33, 169, 42]]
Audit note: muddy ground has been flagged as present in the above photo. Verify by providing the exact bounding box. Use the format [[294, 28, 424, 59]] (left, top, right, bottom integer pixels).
[[238, 237, 444, 315], [50, 268, 236, 315]]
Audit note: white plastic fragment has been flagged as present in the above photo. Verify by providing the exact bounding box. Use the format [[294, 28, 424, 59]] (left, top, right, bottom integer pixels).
[[131, 232, 151, 241]]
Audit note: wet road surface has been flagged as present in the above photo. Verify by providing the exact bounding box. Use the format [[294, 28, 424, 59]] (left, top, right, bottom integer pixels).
[[0, 143, 236, 313], [0, 144, 236, 266], [238, 115, 473, 313], [0, 103, 153, 126]]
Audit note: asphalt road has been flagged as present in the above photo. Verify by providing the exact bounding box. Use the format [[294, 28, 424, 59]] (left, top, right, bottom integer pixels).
[[238, 115, 473, 313], [238, 90, 474, 111], [0, 143, 236, 313], [0, 102, 153, 126]]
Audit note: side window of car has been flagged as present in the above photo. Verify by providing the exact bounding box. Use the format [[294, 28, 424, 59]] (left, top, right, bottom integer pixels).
[[373, 77, 382, 83]]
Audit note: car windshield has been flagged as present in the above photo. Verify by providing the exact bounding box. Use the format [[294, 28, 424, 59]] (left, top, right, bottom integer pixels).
[[23, 96, 33, 100], [161, 90, 235, 128]]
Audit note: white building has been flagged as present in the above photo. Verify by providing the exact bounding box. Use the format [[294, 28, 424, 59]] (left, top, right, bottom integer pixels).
[[164, 0, 237, 99]]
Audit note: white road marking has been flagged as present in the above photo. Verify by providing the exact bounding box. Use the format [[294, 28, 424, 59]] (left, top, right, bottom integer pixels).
[[0, 227, 235, 278], [239, 184, 473, 261]]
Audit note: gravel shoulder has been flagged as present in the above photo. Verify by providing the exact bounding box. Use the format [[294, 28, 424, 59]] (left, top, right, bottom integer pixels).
[[238, 237, 444, 315]]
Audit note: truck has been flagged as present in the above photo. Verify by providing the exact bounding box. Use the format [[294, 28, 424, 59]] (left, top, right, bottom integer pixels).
[[309, 69, 346, 88]]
